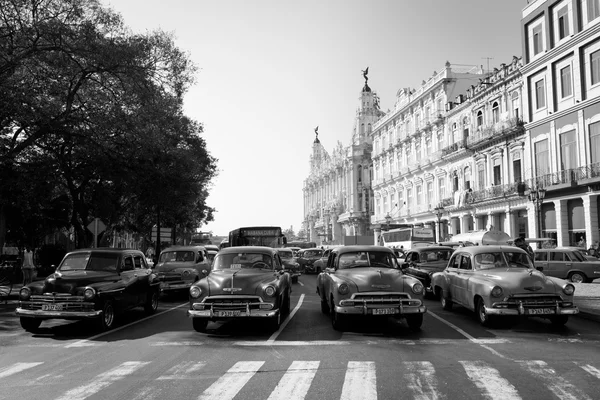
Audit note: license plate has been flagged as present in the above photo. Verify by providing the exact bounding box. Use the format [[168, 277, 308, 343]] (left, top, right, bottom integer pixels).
[[526, 308, 554, 315], [216, 310, 241, 317], [372, 308, 396, 315], [42, 304, 63, 311]]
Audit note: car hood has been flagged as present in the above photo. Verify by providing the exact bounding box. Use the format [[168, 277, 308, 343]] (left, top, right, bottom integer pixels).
[[409, 261, 447, 273], [337, 268, 406, 292], [156, 262, 198, 272], [477, 268, 563, 293], [42, 270, 119, 294], [206, 269, 278, 295]]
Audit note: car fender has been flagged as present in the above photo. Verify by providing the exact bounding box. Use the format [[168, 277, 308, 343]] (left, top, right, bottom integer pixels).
[[430, 271, 450, 294]]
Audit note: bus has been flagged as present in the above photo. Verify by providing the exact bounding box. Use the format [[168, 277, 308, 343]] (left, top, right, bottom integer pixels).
[[190, 231, 212, 245], [228, 226, 287, 248], [379, 227, 435, 250], [284, 241, 317, 249]]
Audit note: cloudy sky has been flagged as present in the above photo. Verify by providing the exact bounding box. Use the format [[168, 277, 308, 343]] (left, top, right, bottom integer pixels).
[[102, 0, 526, 236]]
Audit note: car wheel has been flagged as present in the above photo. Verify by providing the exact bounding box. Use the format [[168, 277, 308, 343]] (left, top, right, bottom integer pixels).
[[550, 315, 569, 326], [268, 312, 281, 332], [320, 296, 330, 314], [440, 289, 453, 310], [281, 293, 291, 316], [292, 276, 298, 284], [568, 272, 586, 283], [476, 298, 493, 327], [192, 318, 208, 333], [144, 289, 159, 315], [20, 317, 42, 332], [330, 297, 345, 331], [405, 314, 423, 331], [423, 287, 434, 300], [317, 267, 322, 274], [97, 300, 116, 331]]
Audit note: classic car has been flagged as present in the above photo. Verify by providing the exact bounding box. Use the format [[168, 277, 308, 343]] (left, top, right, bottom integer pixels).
[[431, 245, 579, 326], [311, 248, 332, 274], [316, 245, 426, 331], [187, 246, 292, 333], [16, 248, 160, 332], [275, 248, 301, 283], [533, 247, 600, 283], [297, 248, 324, 274], [204, 245, 219, 266], [155, 246, 212, 293], [401, 246, 455, 298]]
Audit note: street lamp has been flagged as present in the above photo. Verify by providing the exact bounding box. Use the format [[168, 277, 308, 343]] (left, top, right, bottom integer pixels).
[[349, 209, 359, 245], [433, 204, 445, 243], [528, 186, 547, 239], [384, 212, 392, 231]]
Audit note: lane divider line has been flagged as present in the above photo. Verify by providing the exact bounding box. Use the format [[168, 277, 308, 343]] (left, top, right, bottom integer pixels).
[[266, 294, 305, 344]]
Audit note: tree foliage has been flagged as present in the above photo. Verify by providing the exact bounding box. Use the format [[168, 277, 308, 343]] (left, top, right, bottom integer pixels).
[[0, 0, 217, 249]]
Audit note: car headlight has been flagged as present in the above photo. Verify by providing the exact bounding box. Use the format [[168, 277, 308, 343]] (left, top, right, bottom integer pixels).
[[412, 282, 424, 295], [563, 284, 575, 296], [338, 283, 349, 295], [189, 286, 201, 298], [83, 287, 96, 300], [19, 287, 31, 301], [491, 286, 503, 298], [264, 286, 276, 297]]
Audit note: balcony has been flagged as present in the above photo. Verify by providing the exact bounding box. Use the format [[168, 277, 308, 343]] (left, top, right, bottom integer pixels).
[[467, 117, 524, 151], [469, 182, 523, 203], [440, 139, 467, 157]]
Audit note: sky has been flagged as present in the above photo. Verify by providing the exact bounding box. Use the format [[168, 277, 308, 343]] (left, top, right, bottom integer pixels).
[[102, 0, 527, 236]]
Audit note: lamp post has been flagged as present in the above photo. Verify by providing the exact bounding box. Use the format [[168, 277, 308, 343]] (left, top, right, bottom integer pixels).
[[384, 212, 392, 231], [433, 205, 444, 243], [349, 210, 358, 245], [528, 186, 547, 239]]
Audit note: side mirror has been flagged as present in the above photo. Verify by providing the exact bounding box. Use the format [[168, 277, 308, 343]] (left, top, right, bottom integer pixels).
[[202, 269, 209, 275]]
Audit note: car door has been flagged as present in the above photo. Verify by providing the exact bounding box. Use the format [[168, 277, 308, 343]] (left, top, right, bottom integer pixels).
[[547, 251, 567, 279], [120, 254, 142, 308], [455, 253, 474, 307], [444, 253, 462, 301], [133, 254, 152, 304], [534, 250, 548, 273]]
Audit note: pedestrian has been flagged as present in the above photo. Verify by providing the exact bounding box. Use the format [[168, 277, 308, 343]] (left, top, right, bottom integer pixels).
[[22, 246, 35, 285], [588, 242, 599, 258], [514, 236, 534, 262]]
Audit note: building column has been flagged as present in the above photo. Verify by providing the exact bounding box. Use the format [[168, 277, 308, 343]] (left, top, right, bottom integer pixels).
[[473, 213, 482, 231], [584, 194, 599, 247], [556, 199, 568, 247], [333, 218, 342, 245], [460, 215, 469, 234], [374, 227, 382, 246], [505, 209, 514, 238], [527, 203, 537, 240]]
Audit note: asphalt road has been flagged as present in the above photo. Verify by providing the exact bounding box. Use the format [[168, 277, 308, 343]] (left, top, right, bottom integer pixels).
[[1, 275, 600, 400]]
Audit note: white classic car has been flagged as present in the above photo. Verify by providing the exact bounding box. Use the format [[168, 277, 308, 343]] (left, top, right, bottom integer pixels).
[[431, 245, 579, 326]]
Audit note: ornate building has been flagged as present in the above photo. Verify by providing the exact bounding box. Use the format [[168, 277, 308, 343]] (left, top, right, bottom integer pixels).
[[302, 72, 384, 246], [521, 0, 600, 247]]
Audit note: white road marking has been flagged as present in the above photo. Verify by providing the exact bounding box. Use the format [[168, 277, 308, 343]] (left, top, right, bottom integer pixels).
[[151, 341, 204, 347], [517, 360, 593, 400], [404, 361, 443, 400], [576, 362, 600, 379], [297, 281, 304, 286], [235, 340, 351, 346], [198, 361, 264, 400], [54, 361, 150, 400], [267, 361, 319, 400], [130, 386, 158, 400], [266, 294, 305, 344], [64, 302, 188, 348], [460, 360, 521, 400], [157, 361, 206, 380], [0, 362, 43, 379], [341, 361, 377, 400]]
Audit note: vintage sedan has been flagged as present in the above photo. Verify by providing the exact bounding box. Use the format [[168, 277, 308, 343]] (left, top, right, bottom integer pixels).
[[155, 246, 212, 294], [275, 248, 301, 283], [534, 247, 600, 283], [431, 245, 579, 326], [401, 246, 455, 298], [187, 246, 292, 333], [16, 248, 160, 332], [316, 245, 426, 331]]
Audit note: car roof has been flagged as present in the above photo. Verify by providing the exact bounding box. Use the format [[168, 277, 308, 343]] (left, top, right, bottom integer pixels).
[[451, 245, 528, 255], [161, 245, 207, 252], [218, 246, 277, 255], [537, 247, 582, 251], [406, 246, 455, 252], [66, 248, 143, 255], [332, 245, 394, 255]]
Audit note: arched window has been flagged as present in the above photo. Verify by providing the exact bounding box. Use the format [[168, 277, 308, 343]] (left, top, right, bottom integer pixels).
[[511, 91, 520, 119], [452, 123, 458, 143], [462, 117, 470, 139], [492, 101, 500, 123], [476, 110, 484, 129], [357, 165, 363, 183], [464, 166, 471, 190]]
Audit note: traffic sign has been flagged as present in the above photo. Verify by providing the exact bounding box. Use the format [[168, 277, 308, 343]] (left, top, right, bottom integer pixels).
[[87, 218, 106, 234]]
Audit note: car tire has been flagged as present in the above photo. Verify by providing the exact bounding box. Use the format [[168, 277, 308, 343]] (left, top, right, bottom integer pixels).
[[423, 288, 434, 300], [20, 317, 42, 332], [440, 289, 453, 310], [320, 296, 330, 314], [550, 315, 569, 326], [144, 289, 159, 315], [405, 314, 423, 331], [268, 312, 281, 332], [192, 318, 208, 333], [292, 276, 298, 284], [281, 292, 291, 316], [330, 297, 345, 331], [568, 271, 586, 283], [476, 298, 493, 327], [97, 300, 116, 331]]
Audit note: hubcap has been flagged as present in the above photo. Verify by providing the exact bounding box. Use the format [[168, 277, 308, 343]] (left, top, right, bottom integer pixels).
[[104, 304, 114, 327], [152, 293, 158, 309], [572, 274, 583, 283]]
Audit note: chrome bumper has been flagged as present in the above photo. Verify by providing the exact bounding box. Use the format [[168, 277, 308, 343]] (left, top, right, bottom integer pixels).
[[15, 308, 102, 319], [187, 309, 278, 318], [160, 282, 192, 291], [334, 304, 427, 315], [485, 304, 579, 316]]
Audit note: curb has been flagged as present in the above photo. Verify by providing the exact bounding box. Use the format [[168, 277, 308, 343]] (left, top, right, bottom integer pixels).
[[574, 309, 600, 323]]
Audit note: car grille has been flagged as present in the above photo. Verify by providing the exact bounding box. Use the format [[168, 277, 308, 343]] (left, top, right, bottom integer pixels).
[[344, 292, 412, 307], [506, 294, 565, 306], [20, 294, 95, 311], [196, 296, 264, 311], [158, 273, 183, 282]]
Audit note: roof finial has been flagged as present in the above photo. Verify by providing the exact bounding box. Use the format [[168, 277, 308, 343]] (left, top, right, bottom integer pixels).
[[314, 126, 320, 143]]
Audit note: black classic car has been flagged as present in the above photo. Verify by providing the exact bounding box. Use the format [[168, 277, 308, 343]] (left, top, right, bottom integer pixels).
[[275, 248, 301, 283], [401, 246, 454, 298], [16, 248, 161, 332], [154, 245, 212, 293], [187, 246, 292, 333]]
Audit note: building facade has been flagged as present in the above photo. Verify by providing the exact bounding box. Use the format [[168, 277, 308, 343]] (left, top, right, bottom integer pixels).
[[521, 0, 600, 248]]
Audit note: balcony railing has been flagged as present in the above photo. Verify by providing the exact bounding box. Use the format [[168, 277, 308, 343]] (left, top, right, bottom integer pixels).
[[440, 139, 467, 157], [467, 117, 524, 148], [469, 182, 522, 203]]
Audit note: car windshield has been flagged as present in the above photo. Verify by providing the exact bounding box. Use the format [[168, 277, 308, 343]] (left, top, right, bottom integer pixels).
[[419, 250, 452, 262], [473, 252, 533, 270], [570, 251, 587, 262], [58, 252, 120, 272], [159, 251, 196, 262], [303, 250, 323, 258], [277, 250, 294, 259], [213, 252, 274, 270], [338, 251, 398, 269]]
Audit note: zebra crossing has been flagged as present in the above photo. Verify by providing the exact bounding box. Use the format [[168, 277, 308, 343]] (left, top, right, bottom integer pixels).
[[0, 358, 599, 400]]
